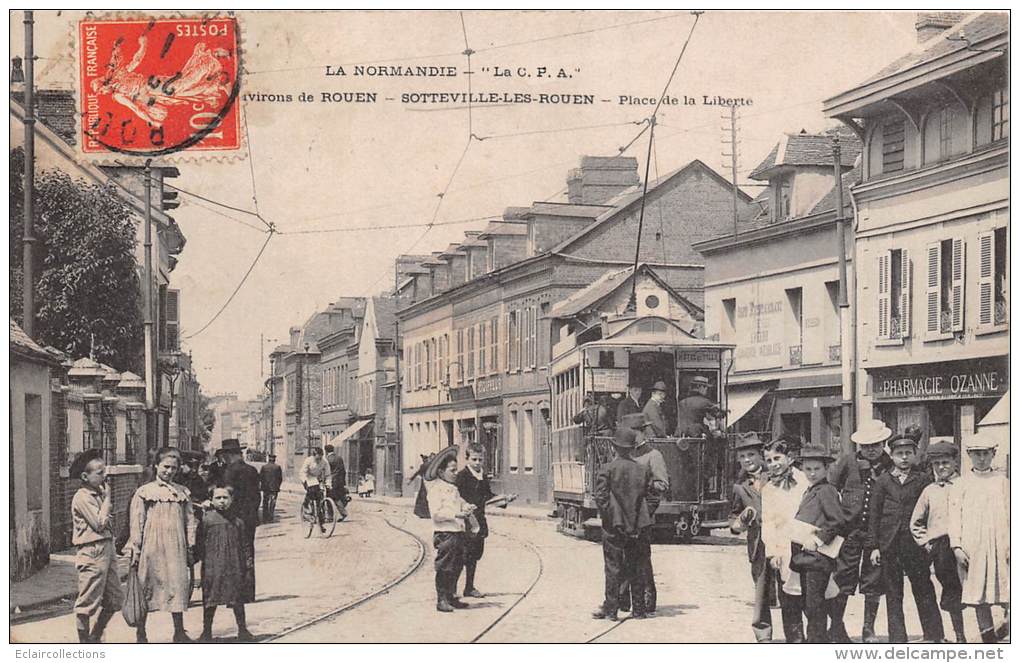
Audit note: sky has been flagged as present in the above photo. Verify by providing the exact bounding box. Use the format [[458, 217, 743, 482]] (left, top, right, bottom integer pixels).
[[10, 10, 923, 399]]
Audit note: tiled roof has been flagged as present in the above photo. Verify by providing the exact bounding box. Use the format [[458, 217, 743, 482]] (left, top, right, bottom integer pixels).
[[11, 88, 77, 146], [477, 221, 527, 238], [548, 264, 701, 320], [855, 13, 1006, 87], [527, 201, 610, 218], [750, 129, 861, 180], [10, 318, 55, 363], [371, 296, 398, 341]]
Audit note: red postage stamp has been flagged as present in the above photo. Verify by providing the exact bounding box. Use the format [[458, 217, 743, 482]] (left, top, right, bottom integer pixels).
[[78, 17, 241, 156]]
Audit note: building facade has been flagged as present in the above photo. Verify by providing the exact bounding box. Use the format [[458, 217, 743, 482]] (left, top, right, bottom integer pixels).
[[824, 12, 1008, 467]]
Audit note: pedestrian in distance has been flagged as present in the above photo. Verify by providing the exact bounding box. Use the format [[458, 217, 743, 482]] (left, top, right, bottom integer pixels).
[[325, 443, 350, 517], [70, 449, 124, 643], [127, 447, 198, 643], [362, 469, 375, 497], [790, 446, 846, 643], [592, 427, 654, 621], [910, 441, 966, 643], [259, 454, 283, 522], [425, 448, 475, 613], [197, 485, 256, 642], [868, 434, 945, 643], [728, 433, 775, 643], [948, 435, 1010, 643], [760, 435, 808, 643], [455, 444, 495, 598], [828, 418, 892, 643]]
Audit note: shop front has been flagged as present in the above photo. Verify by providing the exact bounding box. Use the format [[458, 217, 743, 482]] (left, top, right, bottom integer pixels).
[[728, 375, 843, 455], [868, 356, 1008, 460]]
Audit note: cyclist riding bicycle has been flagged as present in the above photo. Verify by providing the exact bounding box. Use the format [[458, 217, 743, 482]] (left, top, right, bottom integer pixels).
[[300, 447, 332, 532]]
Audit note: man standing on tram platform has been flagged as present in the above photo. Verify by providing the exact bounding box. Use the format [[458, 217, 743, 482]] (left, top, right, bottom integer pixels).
[[642, 381, 670, 437], [675, 375, 716, 438]]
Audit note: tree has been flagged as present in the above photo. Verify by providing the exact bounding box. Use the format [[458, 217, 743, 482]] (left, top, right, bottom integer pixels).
[[198, 393, 216, 447], [10, 147, 144, 371]]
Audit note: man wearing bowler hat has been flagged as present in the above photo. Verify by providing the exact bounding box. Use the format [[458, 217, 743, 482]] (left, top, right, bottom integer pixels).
[[221, 439, 261, 597], [592, 427, 654, 621], [675, 375, 716, 438], [642, 381, 670, 437]]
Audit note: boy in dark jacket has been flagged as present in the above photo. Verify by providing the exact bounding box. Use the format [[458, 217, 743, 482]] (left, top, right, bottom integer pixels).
[[869, 435, 944, 643], [729, 433, 774, 642], [592, 427, 654, 621], [455, 444, 495, 598]]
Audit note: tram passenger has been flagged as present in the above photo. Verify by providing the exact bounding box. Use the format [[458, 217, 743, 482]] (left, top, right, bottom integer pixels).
[[592, 427, 654, 621], [616, 383, 643, 420], [729, 433, 774, 642], [573, 393, 613, 435], [675, 375, 716, 438], [642, 381, 670, 437]]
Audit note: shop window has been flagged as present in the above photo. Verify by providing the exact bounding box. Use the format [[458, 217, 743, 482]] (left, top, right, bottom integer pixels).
[[881, 119, 905, 173], [780, 412, 811, 446], [785, 287, 803, 366], [825, 281, 841, 361], [925, 238, 964, 339], [821, 407, 842, 456], [877, 248, 911, 342], [523, 409, 535, 473], [928, 405, 955, 440], [977, 227, 1009, 331], [507, 410, 519, 473]]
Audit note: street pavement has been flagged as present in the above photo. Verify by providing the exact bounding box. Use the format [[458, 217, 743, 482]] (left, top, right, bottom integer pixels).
[[10, 493, 995, 644]]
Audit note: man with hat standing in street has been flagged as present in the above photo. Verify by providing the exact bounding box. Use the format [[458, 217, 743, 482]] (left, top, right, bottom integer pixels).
[[642, 381, 670, 437], [827, 418, 892, 643], [868, 432, 944, 643], [259, 454, 283, 522], [729, 433, 774, 642], [221, 439, 261, 598], [910, 441, 966, 642], [675, 375, 716, 438], [592, 426, 654, 621]]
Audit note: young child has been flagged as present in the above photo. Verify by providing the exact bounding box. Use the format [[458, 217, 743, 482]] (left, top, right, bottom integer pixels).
[[426, 449, 475, 613], [592, 427, 654, 621], [949, 435, 1010, 643], [455, 444, 495, 598], [729, 433, 774, 642], [198, 485, 255, 642], [790, 446, 846, 643], [760, 435, 808, 643], [70, 449, 124, 643], [910, 441, 965, 643], [868, 435, 944, 643]]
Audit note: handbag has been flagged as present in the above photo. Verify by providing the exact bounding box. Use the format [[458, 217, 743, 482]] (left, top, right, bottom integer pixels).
[[121, 565, 147, 627], [789, 544, 834, 574], [413, 481, 430, 519]]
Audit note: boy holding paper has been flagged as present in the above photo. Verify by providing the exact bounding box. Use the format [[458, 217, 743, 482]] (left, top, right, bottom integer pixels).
[[791, 446, 847, 643]]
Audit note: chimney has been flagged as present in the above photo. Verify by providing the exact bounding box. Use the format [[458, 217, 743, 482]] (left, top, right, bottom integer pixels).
[[11, 57, 24, 93], [289, 326, 301, 348], [915, 12, 966, 44], [566, 156, 640, 205]]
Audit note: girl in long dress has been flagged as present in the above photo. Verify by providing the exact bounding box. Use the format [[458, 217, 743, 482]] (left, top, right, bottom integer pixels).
[[949, 435, 1010, 643], [127, 448, 197, 643], [197, 486, 255, 642]]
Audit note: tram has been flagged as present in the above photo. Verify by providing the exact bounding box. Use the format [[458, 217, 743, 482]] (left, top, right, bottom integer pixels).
[[549, 313, 736, 542]]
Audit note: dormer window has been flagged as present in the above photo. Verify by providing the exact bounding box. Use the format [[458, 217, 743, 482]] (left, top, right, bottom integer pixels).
[[992, 86, 1009, 141], [773, 176, 791, 221]]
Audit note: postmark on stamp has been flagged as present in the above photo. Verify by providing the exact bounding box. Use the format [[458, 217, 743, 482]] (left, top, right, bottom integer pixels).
[[78, 16, 241, 158]]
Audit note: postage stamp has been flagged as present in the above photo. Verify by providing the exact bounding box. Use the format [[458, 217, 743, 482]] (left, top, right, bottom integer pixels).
[[77, 16, 241, 157]]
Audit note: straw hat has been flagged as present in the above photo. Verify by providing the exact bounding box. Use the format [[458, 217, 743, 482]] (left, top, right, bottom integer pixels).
[[850, 419, 892, 446]]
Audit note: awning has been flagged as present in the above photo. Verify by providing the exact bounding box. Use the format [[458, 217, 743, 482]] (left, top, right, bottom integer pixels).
[[979, 390, 1009, 428], [334, 419, 372, 445], [726, 383, 774, 426]]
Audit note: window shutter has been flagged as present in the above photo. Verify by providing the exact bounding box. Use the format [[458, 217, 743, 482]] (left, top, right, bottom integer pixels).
[[877, 253, 890, 339], [505, 312, 512, 374], [899, 249, 911, 339], [165, 289, 180, 350], [951, 238, 965, 332], [977, 231, 995, 326], [530, 305, 538, 368], [925, 242, 941, 337]]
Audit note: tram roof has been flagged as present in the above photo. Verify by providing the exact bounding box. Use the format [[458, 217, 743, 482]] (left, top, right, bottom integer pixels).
[[554, 315, 732, 365]]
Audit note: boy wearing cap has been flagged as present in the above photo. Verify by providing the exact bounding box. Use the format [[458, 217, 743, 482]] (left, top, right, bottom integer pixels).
[[791, 446, 846, 643], [869, 435, 944, 643], [592, 427, 654, 621], [948, 435, 1010, 643], [910, 442, 965, 643], [70, 449, 124, 643], [828, 418, 893, 643], [729, 433, 774, 642]]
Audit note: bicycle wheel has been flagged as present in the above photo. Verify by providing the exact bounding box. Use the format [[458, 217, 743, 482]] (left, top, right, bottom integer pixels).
[[321, 498, 339, 537], [301, 500, 315, 538]]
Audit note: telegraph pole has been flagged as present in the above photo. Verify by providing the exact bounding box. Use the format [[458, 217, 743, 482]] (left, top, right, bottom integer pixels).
[[22, 10, 36, 337], [393, 261, 404, 495], [722, 104, 740, 237], [834, 136, 853, 454]]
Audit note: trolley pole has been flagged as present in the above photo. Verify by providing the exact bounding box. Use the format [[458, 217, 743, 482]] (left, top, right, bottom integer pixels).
[[834, 137, 853, 454], [22, 10, 36, 338]]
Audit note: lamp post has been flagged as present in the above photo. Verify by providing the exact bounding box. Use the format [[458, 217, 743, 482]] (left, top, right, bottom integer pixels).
[[267, 355, 276, 457], [304, 343, 313, 453]]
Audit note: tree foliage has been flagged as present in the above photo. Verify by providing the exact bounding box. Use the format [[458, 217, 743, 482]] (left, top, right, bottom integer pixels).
[[10, 147, 144, 371]]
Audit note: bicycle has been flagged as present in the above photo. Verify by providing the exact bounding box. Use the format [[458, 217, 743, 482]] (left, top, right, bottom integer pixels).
[[301, 484, 338, 538]]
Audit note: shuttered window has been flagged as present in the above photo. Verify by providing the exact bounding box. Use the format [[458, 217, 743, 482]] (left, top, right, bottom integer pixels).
[[925, 239, 965, 339], [456, 329, 464, 384], [478, 323, 487, 378], [877, 248, 911, 342], [882, 119, 905, 173], [489, 317, 499, 374], [977, 227, 1009, 330], [467, 326, 475, 379]]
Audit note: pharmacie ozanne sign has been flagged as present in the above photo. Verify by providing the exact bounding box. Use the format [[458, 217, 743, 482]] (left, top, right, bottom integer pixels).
[[872, 358, 1008, 402]]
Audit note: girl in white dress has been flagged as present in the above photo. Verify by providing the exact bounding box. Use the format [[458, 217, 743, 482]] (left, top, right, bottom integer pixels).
[[949, 435, 1010, 643]]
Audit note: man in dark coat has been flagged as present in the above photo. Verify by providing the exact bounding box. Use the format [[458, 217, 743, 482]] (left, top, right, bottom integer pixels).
[[868, 435, 944, 644], [455, 443, 496, 598], [325, 444, 348, 505], [729, 433, 774, 642], [616, 384, 643, 420], [828, 418, 892, 643], [259, 454, 284, 522], [675, 375, 716, 437], [592, 427, 653, 621], [641, 381, 670, 437], [221, 438, 260, 596]]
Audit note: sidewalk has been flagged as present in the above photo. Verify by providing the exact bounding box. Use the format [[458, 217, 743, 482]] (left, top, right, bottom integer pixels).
[[280, 481, 557, 523], [10, 550, 131, 616]]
